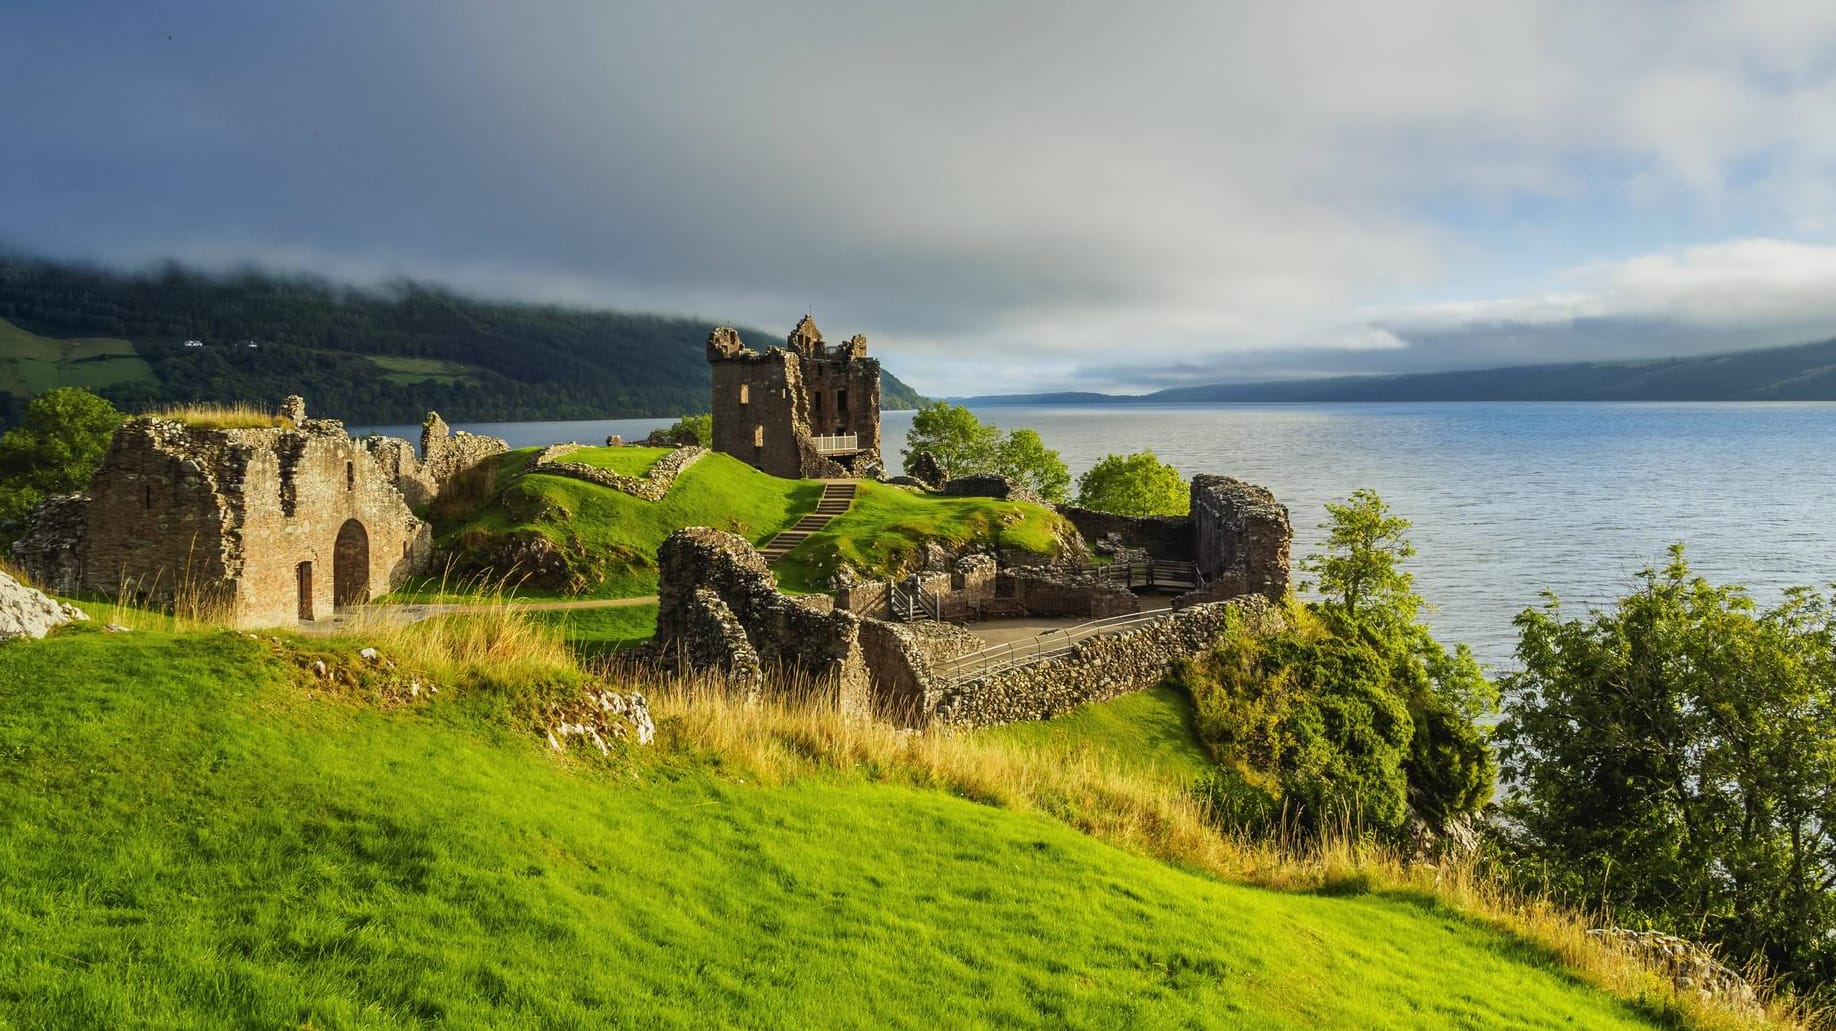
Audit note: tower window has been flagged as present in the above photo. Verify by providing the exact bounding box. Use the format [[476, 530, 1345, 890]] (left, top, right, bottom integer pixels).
[[346, 461, 356, 491], [739, 383, 750, 404], [812, 392, 822, 412], [753, 425, 764, 448], [837, 389, 849, 412], [144, 485, 153, 510]]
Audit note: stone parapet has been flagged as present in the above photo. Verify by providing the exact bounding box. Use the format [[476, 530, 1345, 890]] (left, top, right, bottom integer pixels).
[[533, 446, 707, 501]]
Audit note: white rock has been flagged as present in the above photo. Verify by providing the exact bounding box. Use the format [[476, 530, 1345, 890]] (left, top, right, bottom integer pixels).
[[359, 647, 381, 662], [0, 570, 86, 643]]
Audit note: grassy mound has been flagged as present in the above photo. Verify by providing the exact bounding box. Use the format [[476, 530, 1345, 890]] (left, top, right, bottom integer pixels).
[[432, 450, 823, 598], [774, 481, 1077, 593], [0, 627, 1697, 1030], [557, 445, 669, 476]]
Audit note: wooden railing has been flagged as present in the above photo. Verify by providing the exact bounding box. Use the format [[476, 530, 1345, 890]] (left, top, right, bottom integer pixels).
[[811, 433, 860, 454]]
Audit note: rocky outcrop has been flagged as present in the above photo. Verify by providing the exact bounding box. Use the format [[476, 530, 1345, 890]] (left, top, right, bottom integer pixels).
[[365, 411, 510, 510], [653, 528, 871, 713], [10, 494, 89, 596], [532, 445, 707, 501], [1177, 475, 1290, 606], [0, 569, 86, 643], [907, 451, 946, 490], [1586, 928, 1760, 1015]]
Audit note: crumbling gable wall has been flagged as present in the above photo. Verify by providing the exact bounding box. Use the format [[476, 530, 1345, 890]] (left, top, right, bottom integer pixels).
[[81, 400, 433, 627], [363, 411, 509, 510], [1179, 474, 1291, 605]]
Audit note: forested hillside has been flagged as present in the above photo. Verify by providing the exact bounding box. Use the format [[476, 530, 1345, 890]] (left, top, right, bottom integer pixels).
[[0, 259, 927, 428]]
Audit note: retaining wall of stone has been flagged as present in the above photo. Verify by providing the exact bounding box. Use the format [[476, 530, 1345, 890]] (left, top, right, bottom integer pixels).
[[533, 445, 707, 501], [930, 596, 1280, 729]]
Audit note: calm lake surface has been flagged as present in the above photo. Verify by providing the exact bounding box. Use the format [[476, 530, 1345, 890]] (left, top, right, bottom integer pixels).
[[356, 403, 1836, 671]]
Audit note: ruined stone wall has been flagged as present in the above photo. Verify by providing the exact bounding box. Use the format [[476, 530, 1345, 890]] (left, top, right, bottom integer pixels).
[[1057, 506, 1197, 561], [931, 597, 1279, 729], [1005, 567, 1140, 618], [532, 445, 707, 500], [363, 411, 509, 510], [1180, 474, 1291, 606], [10, 494, 90, 595], [82, 412, 433, 628], [653, 527, 871, 715]]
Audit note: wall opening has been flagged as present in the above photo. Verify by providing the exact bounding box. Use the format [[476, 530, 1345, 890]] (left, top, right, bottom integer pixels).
[[296, 561, 314, 621], [753, 425, 764, 448], [346, 461, 355, 491], [143, 485, 152, 510], [739, 383, 749, 404], [837, 389, 849, 413], [333, 519, 370, 608]]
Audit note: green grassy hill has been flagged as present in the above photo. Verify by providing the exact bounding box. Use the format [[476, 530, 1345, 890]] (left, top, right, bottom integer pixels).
[[436, 454, 1078, 599], [0, 626, 1696, 1030], [0, 258, 930, 428]]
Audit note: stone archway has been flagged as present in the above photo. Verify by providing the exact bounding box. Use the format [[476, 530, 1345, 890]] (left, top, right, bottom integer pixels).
[[333, 519, 370, 608]]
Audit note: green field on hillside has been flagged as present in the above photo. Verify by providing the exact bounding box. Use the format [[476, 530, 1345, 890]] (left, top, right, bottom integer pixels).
[[0, 627, 1675, 1030], [773, 480, 1075, 593], [0, 316, 153, 396], [366, 354, 484, 385], [558, 444, 668, 477]]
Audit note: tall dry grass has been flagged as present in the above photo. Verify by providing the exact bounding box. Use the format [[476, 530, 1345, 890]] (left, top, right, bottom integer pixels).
[[145, 401, 292, 430]]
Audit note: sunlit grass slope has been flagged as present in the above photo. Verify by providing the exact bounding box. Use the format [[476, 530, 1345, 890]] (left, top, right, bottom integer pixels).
[[983, 684, 1216, 784], [435, 450, 823, 597], [773, 480, 1075, 592], [0, 627, 1676, 1030]]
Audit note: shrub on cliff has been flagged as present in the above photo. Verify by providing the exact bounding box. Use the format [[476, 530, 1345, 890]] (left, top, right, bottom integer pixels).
[[1177, 491, 1496, 840]]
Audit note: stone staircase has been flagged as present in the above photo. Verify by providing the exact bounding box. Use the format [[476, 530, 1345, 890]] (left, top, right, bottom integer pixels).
[[759, 481, 857, 563]]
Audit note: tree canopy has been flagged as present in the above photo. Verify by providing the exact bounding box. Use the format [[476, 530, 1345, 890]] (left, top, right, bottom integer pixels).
[[1497, 546, 1836, 1000], [1074, 450, 1188, 516], [0, 387, 123, 535], [901, 403, 1070, 502]]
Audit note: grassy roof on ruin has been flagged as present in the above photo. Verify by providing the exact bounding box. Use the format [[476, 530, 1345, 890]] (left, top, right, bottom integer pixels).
[[144, 402, 293, 430]]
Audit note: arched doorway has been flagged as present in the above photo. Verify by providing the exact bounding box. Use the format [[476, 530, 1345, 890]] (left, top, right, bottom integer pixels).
[[333, 519, 370, 608]]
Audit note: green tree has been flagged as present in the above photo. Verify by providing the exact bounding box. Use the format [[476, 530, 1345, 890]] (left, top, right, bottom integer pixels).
[[902, 404, 1070, 501], [1075, 450, 1188, 516], [993, 428, 1070, 503], [1497, 546, 1836, 998], [1298, 488, 1417, 625], [902, 402, 1000, 479], [658, 413, 712, 446], [1180, 490, 1495, 841], [0, 387, 123, 531]]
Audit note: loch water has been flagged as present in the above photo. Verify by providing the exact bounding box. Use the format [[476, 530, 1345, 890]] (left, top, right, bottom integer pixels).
[[357, 403, 1836, 671]]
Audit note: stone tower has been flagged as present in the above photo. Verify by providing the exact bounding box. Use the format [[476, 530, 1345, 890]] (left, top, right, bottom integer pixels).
[[707, 317, 883, 479]]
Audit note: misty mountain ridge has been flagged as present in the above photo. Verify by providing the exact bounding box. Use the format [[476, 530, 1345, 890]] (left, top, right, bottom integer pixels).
[[963, 336, 1836, 404], [0, 257, 928, 428]]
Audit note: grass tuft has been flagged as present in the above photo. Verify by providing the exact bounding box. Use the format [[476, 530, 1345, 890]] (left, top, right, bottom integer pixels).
[[145, 401, 292, 429]]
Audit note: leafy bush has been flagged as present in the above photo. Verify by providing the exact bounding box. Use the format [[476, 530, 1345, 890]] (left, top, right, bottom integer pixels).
[[1178, 492, 1495, 841], [1497, 545, 1836, 1000], [654, 413, 712, 447], [901, 402, 1070, 502], [1074, 450, 1187, 516]]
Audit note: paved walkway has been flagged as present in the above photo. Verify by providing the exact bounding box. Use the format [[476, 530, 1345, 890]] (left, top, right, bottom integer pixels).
[[962, 594, 1171, 645]]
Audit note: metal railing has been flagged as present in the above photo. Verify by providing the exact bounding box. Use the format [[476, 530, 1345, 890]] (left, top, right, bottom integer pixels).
[[811, 433, 860, 454], [889, 584, 942, 622], [1059, 560, 1203, 591], [932, 608, 1172, 686]]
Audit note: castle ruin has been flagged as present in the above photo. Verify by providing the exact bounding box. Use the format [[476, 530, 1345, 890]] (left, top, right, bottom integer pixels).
[[707, 316, 882, 479], [13, 396, 507, 628]]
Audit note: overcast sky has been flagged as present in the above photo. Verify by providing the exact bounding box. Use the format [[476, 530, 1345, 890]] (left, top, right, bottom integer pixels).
[[9, 1, 1836, 394]]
